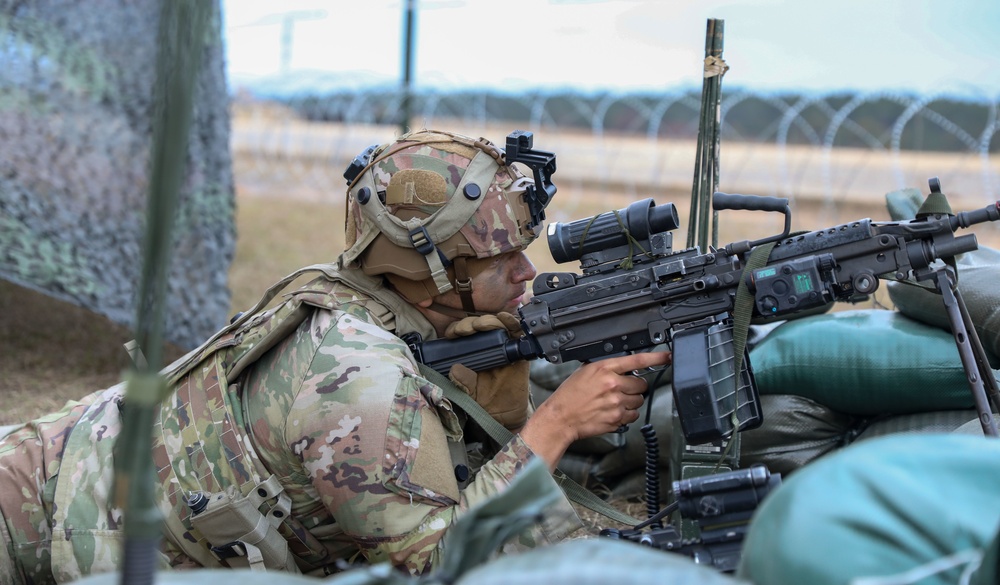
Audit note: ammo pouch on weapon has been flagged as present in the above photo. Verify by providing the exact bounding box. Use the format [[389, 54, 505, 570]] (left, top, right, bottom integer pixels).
[[188, 475, 300, 573]]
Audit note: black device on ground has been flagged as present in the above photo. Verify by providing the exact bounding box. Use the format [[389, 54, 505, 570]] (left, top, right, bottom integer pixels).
[[600, 464, 781, 573]]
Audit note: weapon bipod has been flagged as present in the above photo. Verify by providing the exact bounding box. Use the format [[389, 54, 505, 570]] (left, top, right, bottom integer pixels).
[[918, 264, 1000, 437]]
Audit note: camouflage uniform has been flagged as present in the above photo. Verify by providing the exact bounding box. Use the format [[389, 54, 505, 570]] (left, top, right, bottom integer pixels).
[[0, 395, 97, 584], [238, 282, 546, 570]]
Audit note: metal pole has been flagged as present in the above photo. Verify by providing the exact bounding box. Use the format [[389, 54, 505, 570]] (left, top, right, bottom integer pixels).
[[687, 19, 727, 251], [401, 0, 416, 134]]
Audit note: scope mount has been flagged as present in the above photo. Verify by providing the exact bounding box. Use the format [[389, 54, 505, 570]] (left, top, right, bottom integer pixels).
[[505, 130, 557, 231]]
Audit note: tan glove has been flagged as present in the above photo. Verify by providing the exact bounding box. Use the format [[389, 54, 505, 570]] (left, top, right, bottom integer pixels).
[[445, 313, 530, 431]]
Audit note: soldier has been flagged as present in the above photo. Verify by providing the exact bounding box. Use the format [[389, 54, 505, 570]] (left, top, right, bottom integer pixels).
[[0, 129, 670, 583]]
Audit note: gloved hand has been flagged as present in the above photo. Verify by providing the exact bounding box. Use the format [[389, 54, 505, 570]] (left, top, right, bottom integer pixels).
[[445, 313, 531, 431]]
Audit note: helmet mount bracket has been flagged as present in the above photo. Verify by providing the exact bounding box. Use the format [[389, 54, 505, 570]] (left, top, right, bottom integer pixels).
[[505, 131, 557, 231]]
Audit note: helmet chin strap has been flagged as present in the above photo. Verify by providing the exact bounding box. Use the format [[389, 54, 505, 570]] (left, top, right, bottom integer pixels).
[[428, 259, 483, 318], [452, 256, 478, 314]]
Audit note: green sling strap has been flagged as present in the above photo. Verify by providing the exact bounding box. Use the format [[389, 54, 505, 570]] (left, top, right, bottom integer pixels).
[[732, 242, 777, 377]]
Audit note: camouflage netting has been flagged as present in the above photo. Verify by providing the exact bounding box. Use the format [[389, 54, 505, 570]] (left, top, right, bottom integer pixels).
[[0, 0, 234, 349]]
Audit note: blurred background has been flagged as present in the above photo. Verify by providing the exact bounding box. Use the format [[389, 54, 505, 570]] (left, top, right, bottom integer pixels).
[[2, 0, 999, 421]]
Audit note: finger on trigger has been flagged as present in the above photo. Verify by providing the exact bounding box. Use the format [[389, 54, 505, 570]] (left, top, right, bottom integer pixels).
[[614, 351, 671, 373]]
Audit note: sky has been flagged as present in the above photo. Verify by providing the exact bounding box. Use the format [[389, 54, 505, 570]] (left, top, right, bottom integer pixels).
[[222, 0, 1000, 99]]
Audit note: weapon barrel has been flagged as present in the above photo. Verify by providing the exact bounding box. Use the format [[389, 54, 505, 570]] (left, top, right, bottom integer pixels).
[[951, 202, 1000, 230]]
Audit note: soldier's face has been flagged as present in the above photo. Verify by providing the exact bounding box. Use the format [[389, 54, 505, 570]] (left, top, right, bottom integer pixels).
[[438, 251, 537, 315]]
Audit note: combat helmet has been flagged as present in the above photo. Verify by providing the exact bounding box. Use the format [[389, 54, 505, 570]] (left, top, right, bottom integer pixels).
[[342, 129, 556, 315]]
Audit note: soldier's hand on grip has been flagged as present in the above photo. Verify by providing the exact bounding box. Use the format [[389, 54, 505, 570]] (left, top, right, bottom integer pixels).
[[521, 351, 672, 469]]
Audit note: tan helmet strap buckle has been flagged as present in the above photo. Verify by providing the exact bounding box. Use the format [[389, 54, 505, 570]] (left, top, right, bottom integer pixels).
[[453, 256, 476, 313], [409, 225, 453, 295]]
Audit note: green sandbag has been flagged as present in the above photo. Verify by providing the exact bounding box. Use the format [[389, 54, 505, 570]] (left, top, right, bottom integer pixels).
[[457, 537, 747, 585], [749, 309, 979, 415], [740, 394, 858, 477], [739, 434, 1000, 585]]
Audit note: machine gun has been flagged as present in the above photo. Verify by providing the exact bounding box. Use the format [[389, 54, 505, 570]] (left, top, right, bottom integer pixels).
[[408, 178, 1000, 441]]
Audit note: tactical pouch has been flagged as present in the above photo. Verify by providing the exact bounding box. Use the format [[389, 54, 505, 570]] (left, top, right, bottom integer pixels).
[[188, 475, 299, 573]]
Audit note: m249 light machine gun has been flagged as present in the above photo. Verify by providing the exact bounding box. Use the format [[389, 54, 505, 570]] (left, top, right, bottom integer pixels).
[[411, 178, 1000, 441]]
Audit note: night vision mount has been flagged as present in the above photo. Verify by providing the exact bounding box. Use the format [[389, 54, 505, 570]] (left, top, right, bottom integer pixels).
[[505, 130, 557, 231]]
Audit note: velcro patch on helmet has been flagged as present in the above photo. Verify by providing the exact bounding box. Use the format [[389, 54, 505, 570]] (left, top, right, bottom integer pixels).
[[386, 169, 447, 205]]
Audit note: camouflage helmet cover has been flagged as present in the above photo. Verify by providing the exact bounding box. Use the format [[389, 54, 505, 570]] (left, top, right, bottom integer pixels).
[[342, 129, 543, 305]]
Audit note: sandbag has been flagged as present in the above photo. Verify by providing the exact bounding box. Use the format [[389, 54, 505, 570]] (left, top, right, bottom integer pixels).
[[854, 409, 985, 442], [739, 434, 1000, 585], [606, 467, 669, 502], [73, 540, 750, 585], [952, 413, 1000, 436], [739, 394, 859, 477], [457, 538, 748, 585], [749, 309, 979, 415], [556, 452, 605, 489]]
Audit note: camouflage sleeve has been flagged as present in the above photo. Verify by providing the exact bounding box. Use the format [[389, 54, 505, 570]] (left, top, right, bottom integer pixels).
[[252, 307, 540, 575]]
